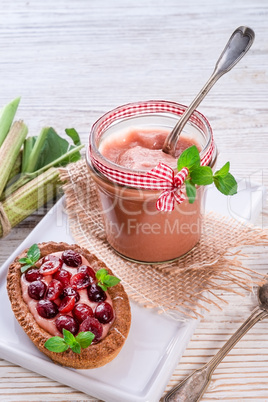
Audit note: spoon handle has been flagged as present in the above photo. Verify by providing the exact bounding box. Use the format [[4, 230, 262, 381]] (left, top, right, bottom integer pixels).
[[164, 307, 268, 402], [162, 26, 255, 156]]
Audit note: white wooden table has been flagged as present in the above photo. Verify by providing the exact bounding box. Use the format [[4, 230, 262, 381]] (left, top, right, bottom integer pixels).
[[1, 1, 268, 400]]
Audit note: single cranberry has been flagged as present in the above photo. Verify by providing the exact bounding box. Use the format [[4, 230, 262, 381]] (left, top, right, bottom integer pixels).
[[58, 295, 76, 313], [73, 303, 93, 324], [61, 287, 80, 302], [53, 269, 71, 287], [55, 315, 79, 336], [87, 283, 107, 303], [46, 279, 63, 301], [36, 299, 58, 318], [40, 255, 63, 275], [25, 268, 42, 282], [78, 265, 96, 282], [70, 272, 91, 290], [95, 302, 114, 324], [79, 316, 103, 342], [62, 250, 82, 267], [28, 280, 47, 300]]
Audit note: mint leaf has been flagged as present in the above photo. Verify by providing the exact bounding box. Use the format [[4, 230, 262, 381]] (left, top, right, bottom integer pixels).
[[213, 172, 237, 195], [19, 243, 41, 273], [214, 162, 230, 178], [176, 145, 237, 204], [18, 257, 29, 264], [63, 328, 76, 347], [70, 341, 81, 354], [44, 337, 69, 353], [45, 330, 95, 354], [190, 166, 213, 186], [185, 180, 196, 204], [20, 264, 35, 273], [104, 276, 121, 288], [96, 269, 121, 291], [177, 145, 200, 172], [28, 243, 41, 262], [76, 332, 95, 349]]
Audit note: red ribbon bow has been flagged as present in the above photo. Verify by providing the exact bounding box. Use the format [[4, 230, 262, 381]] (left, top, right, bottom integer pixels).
[[147, 163, 189, 211]]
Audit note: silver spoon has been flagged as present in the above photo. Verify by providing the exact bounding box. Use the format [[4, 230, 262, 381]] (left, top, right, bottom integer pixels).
[[164, 279, 268, 402], [162, 26, 255, 157]]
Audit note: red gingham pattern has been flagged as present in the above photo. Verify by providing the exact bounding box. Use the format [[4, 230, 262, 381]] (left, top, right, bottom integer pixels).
[[90, 101, 214, 211], [147, 164, 189, 211]]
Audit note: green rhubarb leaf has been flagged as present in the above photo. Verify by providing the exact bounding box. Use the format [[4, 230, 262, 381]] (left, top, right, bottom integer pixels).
[[65, 128, 81, 146], [34, 127, 82, 170], [44, 337, 69, 353]]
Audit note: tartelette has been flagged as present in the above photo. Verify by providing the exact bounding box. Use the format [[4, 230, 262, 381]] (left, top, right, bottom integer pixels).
[[7, 242, 131, 369]]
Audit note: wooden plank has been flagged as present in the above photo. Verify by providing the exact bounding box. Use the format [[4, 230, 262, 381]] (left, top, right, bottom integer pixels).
[[1, 0, 268, 400]]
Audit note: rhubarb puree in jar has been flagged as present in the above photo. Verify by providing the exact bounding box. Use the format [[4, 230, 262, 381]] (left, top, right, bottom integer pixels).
[[88, 101, 216, 263], [99, 127, 198, 171]]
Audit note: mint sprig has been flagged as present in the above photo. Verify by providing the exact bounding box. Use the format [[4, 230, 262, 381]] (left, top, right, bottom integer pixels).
[[96, 268, 121, 291], [44, 329, 95, 354], [178, 146, 237, 204], [19, 243, 41, 273]]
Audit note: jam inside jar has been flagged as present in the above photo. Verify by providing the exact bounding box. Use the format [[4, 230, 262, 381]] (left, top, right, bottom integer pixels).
[[87, 101, 217, 263]]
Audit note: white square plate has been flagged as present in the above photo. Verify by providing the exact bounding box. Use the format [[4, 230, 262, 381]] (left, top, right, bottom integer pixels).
[[0, 179, 265, 402]]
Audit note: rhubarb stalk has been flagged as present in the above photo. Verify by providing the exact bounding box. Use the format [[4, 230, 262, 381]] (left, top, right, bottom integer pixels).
[[0, 97, 21, 147], [0, 120, 28, 197], [0, 167, 61, 237]]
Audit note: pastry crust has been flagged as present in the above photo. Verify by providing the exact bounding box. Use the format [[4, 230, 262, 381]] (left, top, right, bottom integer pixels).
[[6, 242, 131, 369]]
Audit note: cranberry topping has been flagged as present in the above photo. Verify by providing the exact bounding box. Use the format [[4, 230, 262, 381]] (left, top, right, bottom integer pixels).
[[28, 280, 47, 300], [36, 299, 58, 318], [55, 315, 79, 336], [58, 295, 76, 313], [62, 250, 82, 267], [70, 272, 91, 290], [87, 283, 107, 302], [79, 316, 103, 342], [40, 255, 63, 275], [23, 250, 114, 343], [61, 287, 80, 302], [78, 265, 96, 282], [25, 268, 42, 282], [73, 303, 94, 324], [46, 279, 63, 301], [95, 302, 114, 324], [53, 269, 71, 287]]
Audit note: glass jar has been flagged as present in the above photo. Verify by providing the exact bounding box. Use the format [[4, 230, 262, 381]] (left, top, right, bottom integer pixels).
[[86, 100, 217, 263]]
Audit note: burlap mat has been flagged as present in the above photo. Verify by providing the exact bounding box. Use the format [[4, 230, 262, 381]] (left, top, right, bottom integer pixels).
[[59, 159, 267, 320]]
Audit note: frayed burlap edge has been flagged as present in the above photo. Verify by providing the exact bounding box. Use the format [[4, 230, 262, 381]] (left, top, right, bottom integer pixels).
[[59, 160, 267, 320]]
